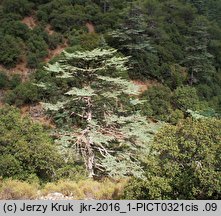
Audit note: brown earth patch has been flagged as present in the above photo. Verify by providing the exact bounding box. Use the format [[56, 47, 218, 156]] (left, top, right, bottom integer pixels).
[[45, 40, 68, 62], [45, 24, 55, 35], [132, 79, 159, 93], [0, 61, 34, 82], [86, 21, 95, 33], [21, 16, 37, 29], [0, 40, 68, 82]]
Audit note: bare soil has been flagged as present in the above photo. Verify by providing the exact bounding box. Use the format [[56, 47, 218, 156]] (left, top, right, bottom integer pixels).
[[0, 61, 32, 82], [132, 79, 159, 93], [86, 21, 95, 33], [21, 16, 37, 29], [45, 24, 55, 35], [45, 40, 68, 62]]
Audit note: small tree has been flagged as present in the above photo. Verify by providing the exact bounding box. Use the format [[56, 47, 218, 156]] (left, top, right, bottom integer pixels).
[[109, 5, 154, 78], [38, 47, 161, 177], [0, 35, 21, 68], [184, 17, 215, 85]]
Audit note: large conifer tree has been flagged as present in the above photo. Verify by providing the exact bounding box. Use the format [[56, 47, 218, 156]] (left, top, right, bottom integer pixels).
[[37, 48, 161, 177], [109, 5, 154, 78]]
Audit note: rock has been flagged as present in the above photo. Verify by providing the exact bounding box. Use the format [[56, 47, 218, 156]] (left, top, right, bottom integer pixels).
[[39, 192, 74, 200]]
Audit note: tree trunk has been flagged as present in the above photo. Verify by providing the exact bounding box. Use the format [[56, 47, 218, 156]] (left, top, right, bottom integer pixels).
[[190, 70, 194, 86], [87, 135, 95, 177], [85, 97, 95, 177]]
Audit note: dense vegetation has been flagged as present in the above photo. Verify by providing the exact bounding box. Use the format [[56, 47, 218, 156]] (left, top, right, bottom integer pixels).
[[0, 0, 220, 199], [124, 117, 221, 199]]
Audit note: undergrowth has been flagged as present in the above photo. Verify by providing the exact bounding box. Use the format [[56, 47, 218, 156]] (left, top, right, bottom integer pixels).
[[0, 178, 128, 200]]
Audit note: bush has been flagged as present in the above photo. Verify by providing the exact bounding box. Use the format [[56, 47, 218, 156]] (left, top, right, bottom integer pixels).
[[0, 35, 21, 68], [0, 71, 9, 88], [47, 33, 62, 50], [50, 13, 76, 32], [8, 74, 22, 89], [196, 84, 214, 100], [0, 155, 22, 177], [2, 0, 33, 16], [56, 164, 87, 181], [172, 86, 201, 111], [124, 118, 221, 199], [26, 33, 48, 68], [0, 178, 127, 200], [161, 64, 187, 89], [168, 109, 184, 124], [27, 53, 40, 68], [4, 82, 39, 106], [141, 85, 172, 120], [0, 106, 63, 181], [42, 180, 83, 198], [1, 20, 30, 41], [0, 72, 22, 89], [69, 31, 101, 50]]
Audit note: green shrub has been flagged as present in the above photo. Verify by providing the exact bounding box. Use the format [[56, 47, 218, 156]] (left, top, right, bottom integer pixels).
[[168, 109, 184, 124], [4, 82, 39, 106], [141, 85, 172, 120], [0, 71, 9, 88], [27, 53, 40, 68], [0, 35, 21, 68], [8, 74, 22, 89], [123, 118, 221, 199], [0, 155, 22, 177], [47, 33, 62, 49], [196, 84, 214, 100], [0, 106, 63, 181], [173, 86, 201, 111], [56, 164, 87, 181], [2, 0, 33, 16], [69, 31, 100, 50], [162, 64, 187, 89], [26, 33, 48, 68], [1, 20, 30, 41]]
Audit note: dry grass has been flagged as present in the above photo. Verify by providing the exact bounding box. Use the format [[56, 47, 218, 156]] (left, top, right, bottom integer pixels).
[[0, 178, 128, 200], [0, 179, 39, 200], [42, 178, 128, 200], [42, 180, 84, 199]]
